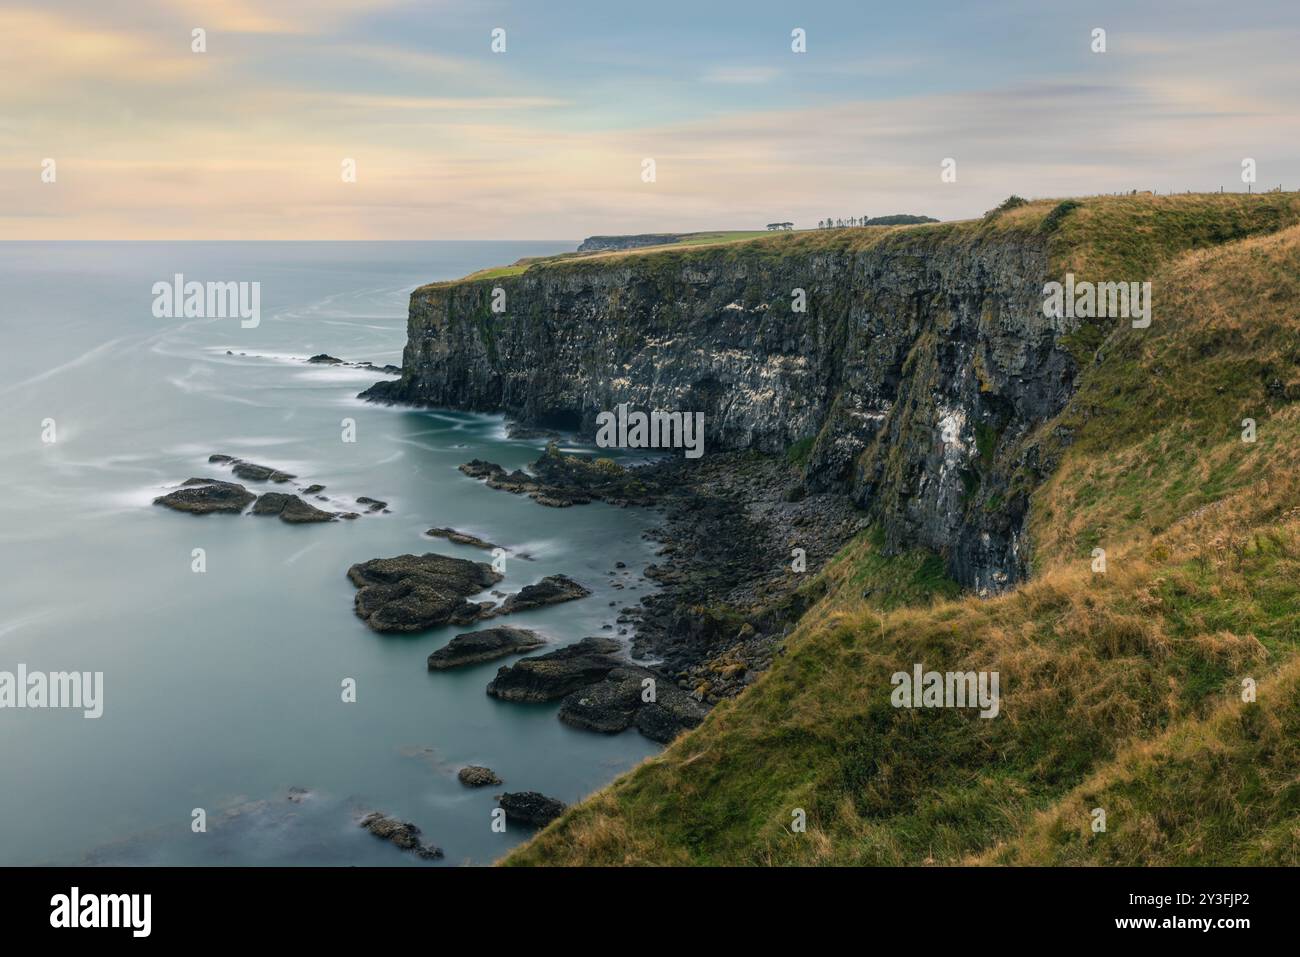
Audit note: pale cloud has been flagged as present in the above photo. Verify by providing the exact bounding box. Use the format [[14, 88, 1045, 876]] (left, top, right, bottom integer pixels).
[[332, 94, 571, 111], [326, 43, 488, 78], [0, 5, 1296, 240], [701, 66, 780, 85], [140, 0, 407, 35], [0, 8, 210, 85]]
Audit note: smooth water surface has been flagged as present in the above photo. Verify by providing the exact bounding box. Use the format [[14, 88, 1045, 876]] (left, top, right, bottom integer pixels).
[[0, 241, 661, 865]]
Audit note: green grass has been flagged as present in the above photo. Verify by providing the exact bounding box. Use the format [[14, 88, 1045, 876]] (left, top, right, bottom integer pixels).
[[824, 528, 962, 611], [503, 194, 1300, 867], [462, 264, 530, 281], [784, 436, 816, 467], [670, 230, 783, 246]]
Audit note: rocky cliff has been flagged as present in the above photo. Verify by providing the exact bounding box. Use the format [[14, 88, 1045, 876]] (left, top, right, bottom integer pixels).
[[363, 224, 1076, 594], [576, 233, 685, 252]]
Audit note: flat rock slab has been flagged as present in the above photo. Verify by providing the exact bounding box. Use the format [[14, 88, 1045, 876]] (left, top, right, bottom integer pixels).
[[358, 812, 442, 859], [486, 636, 623, 702], [427, 627, 546, 670], [252, 492, 335, 523], [348, 553, 503, 633], [498, 791, 566, 828], [426, 527, 500, 550], [153, 478, 256, 514], [493, 575, 591, 615]]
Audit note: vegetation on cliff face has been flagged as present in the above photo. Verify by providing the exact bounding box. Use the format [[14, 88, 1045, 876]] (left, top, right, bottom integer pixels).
[[505, 193, 1300, 866], [374, 203, 1067, 596]]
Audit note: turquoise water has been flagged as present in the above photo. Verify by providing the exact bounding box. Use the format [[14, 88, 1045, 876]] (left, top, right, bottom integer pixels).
[[0, 242, 661, 865]]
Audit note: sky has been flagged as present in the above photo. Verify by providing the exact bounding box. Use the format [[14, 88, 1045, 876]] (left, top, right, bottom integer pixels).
[[1, 0, 1298, 239]]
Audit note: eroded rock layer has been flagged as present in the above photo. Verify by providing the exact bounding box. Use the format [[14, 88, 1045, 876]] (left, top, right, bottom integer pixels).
[[364, 230, 1071, 593]]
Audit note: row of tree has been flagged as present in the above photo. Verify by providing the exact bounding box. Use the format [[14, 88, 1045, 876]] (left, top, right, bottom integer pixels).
[[818, 216, 871, 228]]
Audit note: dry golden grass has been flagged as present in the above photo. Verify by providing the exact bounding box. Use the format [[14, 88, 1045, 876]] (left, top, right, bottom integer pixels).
[[505, 195, 1300, 867]]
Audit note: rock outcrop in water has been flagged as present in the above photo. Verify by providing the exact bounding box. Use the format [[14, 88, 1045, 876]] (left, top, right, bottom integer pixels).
[[485, 636, 623, 702], [209, 454, 296, 483], [348, 553, 503, 632], [250, 492, 335, 523], [358, 811, 442, 859], [348, 554, 590, 633], [307, 353, 401, 375], [457, 766, 502, 787], [425, 527, 501, 550], [497, 791, 566, 827], [491, 575, 591, 615], [154, 455, 389, 524], [361, 227, 1074, 594], [459, 445, 659, 507], [427, 626, 546, 670], [154, 478, 257, 514]]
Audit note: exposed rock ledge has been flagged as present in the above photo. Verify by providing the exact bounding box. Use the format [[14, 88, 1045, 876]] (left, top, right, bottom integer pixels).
[[427, 627, 546, 670], [347, 553, 589, 633], [348, 553, 502, 632], [497, 791, 566, 827], [358, 812, 442, 860], [486, 636, 624, 702], [153, 454, 389, 523]]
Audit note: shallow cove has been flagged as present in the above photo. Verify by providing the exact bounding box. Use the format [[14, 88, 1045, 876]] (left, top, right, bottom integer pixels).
[[0, 241, 660, 865]]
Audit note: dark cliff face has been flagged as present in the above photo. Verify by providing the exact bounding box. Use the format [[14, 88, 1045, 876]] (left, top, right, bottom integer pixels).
[[364, 229, 1076, 594]]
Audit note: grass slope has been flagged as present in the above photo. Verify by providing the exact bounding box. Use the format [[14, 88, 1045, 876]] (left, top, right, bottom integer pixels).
[[504, 193, 1300, 866]]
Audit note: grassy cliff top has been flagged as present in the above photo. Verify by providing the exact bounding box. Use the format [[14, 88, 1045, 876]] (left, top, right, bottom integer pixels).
[[504, 193, 1300, 866], [421, 192, 1300, 295]]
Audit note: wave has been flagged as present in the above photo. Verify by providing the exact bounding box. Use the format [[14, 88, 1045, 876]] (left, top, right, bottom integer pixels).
[[0, 337, 129, 398]]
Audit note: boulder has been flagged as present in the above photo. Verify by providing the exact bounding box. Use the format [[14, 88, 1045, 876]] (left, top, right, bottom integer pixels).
[[498, 791, 566, 828], [633, 687, 709, 743], [252, 492, 335, 523], [457, 766, 502, 787], [153, 478, 255, 514], [557, 667, 645, 733], [428, 627, 546, 670]]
